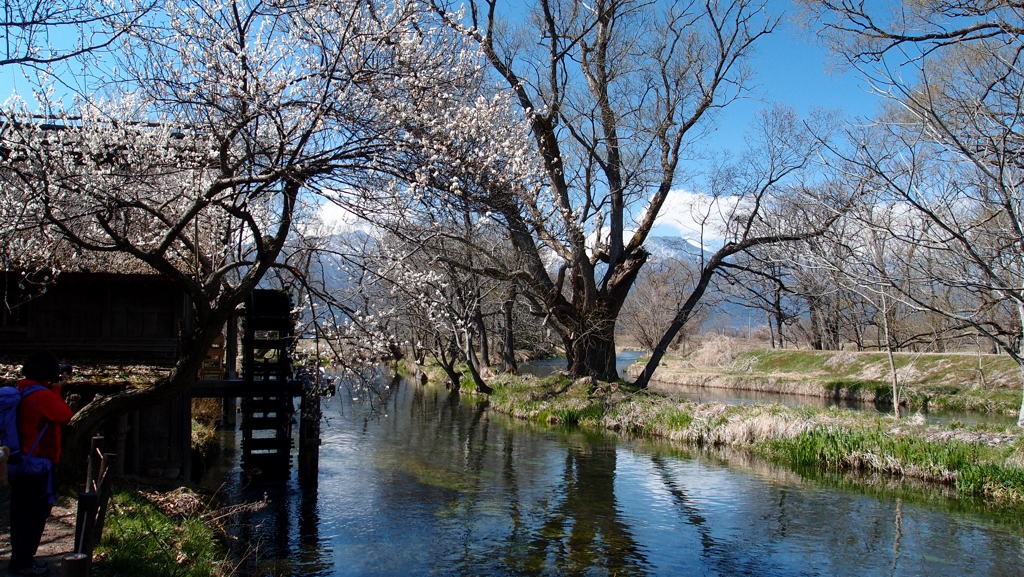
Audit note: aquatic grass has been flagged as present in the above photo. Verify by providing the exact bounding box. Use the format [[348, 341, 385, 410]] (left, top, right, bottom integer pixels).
[[925, 389, 1020, 415], [405, 460, 474, 492], [665, 409, 693, 430], [549, 402, 605, 425], [759, 427, 1024, 502], [93, 492, 227, 577], [821, 379, 889, 398], [495, 379, 813, 447], [957, 463, 1024, 502]]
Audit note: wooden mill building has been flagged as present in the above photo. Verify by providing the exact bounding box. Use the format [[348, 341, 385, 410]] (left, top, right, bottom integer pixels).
[[0, 271, 317, 481]]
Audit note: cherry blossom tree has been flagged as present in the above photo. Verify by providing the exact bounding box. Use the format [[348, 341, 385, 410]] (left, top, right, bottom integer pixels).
[[409, 0, 781, 382], [375, 231, 498, 393], [0, 0, 480, 444]]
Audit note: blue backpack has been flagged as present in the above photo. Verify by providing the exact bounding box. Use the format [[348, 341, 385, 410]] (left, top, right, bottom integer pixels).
[[0, 384, 54, 489]]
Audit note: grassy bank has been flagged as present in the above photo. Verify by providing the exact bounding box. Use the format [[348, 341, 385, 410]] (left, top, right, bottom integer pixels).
[[629, 343, 1022, 415], [487, 373, 1024, 505], [93, 488, 231, 577]]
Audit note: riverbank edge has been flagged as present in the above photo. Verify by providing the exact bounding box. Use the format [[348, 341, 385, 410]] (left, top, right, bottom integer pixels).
[[624, 350, 1021, 416], [0, 484, 231, 577], [91, 487, 230, 577], [477, 372, 1024, 507]]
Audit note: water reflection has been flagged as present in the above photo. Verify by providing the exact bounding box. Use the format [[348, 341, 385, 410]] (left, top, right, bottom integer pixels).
[[214, 377, 1024, 577], [518, 350, 646, 379], [517, 443, 647, 575]]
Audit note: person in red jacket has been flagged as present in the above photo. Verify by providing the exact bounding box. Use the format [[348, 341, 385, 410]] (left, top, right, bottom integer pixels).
[[8, 352, 73, 576]]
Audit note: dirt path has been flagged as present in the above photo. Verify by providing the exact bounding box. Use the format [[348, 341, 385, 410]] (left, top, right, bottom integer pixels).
[[0, 490, 78, 576]]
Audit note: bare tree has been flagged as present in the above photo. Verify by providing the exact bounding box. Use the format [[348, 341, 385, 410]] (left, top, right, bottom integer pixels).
[[619, 257, 705, 351], [632, 107, 845, 388], [410, 0, 806, 382], [1, 0, 149, 68], [805, 0, 1024, 424]]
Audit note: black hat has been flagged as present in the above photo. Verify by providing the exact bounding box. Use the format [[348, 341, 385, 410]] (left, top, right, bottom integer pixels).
[[22, 351, 60, 383]]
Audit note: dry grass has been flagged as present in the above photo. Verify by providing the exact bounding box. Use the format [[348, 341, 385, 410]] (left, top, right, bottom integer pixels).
[[632, 347, 1024, 415], [191, 398, 222, 454], [824, 351, 859, 370], [687, 335, 744, 368], [716, 411, 812, 445]]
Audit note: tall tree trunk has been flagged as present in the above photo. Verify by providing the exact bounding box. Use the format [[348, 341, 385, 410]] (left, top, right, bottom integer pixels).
[[436, 338, 462, 391], [565, 321, 618, 381], [1017, 301, 1024, 427], [501, 287, 517, 374], [461, 329, 493, 394], [773, 287, 785, 348], [474, 305, 490, 368], [881, 290, 901, 418], [557, 251, 647, 381], [808, 298, 824, 350]]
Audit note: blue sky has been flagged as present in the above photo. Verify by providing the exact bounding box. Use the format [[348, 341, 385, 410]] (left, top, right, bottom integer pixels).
[[648, 3, 885, 241], [704, 5, 881, 156]]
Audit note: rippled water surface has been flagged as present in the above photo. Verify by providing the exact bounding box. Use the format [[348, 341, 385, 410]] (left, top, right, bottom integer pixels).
[[213, 377, 1024, 576]]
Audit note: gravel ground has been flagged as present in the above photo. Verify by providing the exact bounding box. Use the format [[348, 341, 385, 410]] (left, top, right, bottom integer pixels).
[[0, 489, 77, 577]]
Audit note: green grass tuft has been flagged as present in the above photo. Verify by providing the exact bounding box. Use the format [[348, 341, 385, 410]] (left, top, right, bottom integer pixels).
[[759, 427, 1024, 502], [93, 492, 226, 577]]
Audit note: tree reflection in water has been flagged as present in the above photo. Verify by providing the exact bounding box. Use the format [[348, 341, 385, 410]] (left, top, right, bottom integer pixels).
[[515, 444, 649, 575], [210, 376, 1024, 577]]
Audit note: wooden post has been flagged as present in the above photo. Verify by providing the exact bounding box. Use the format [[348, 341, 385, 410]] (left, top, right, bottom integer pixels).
[[83, 435, 101, 491], [223, 310, 239, 429], [298, 385, 320, 483], [89, 453, 118, 553], [73, 492, 98, 555], [61, 553, 90, 577], [72, 449, 118, 572]]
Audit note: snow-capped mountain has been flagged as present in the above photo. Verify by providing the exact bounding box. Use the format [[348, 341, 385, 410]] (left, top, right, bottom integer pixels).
[[644, 235, 707, 262]]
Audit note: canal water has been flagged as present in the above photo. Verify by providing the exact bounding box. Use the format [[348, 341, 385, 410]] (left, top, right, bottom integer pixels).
[[214, 375, 1024, 577]]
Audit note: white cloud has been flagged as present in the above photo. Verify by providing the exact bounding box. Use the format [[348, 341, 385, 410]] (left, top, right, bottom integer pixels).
[[653, 189, 739, 245], [583, 189, 738, 255], [317, 201, 375, 236]]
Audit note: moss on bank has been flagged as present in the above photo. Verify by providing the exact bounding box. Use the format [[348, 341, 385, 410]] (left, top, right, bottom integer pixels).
[[486, 374, 1024, 506]]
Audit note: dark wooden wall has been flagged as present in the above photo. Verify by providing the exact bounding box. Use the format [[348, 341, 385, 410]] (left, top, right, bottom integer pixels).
[[0, 272, 187, 363]]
